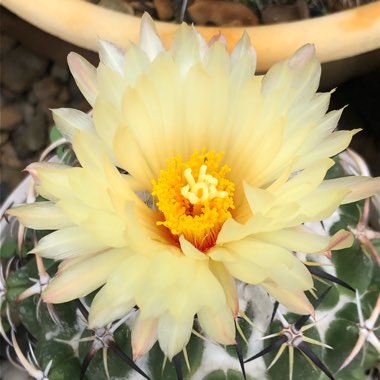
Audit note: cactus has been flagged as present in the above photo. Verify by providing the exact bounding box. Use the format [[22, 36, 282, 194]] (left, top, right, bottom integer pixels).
[[1, 15, 380, 380], [1, 134, 379, 379]]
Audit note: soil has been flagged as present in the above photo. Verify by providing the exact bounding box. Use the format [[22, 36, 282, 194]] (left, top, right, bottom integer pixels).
[[0, 7, 379, 206]]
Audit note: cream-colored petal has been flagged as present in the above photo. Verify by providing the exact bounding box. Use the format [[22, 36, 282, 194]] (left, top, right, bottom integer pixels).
[[57, 253, 100, 273], [269, 261, 313, 292], [230, 32, 256, 73], [139, 13, 165, 60], [132, 317, 158, 360], [158, 312, 193, 360], [179, 236, 208, 260], [30, 226, 107, 260], [170, 23, 204, 75], [208, 246, 237, 262], [321, 176, 380, 204], [52, 108, 94, 142], [80, 209, 128, 247], [255, 226, 331, 254], [67, 52, 98, 106], [273, 158, 334, 202], [72, 129, 108, 171], [297, 129, 360, 169], [326, 229, 354, 251], [204, 41, 230, 75], [197, 305, 235, 345], [57, 198, 127, 247], [96, 63, 125, 107], [92, 96, 120, 155], [43, 248, 128, 303], [25, 162, 72, 201], [7, 202, 73, 230], [120, 84, 163, 178], [135, 250, 226, 321], [89, 254, 147, 327], [123, 44, 150, 85], [262, 44, 320, 106], [298, 187, 350, 221], [223, 257, 269, 285], [221, 238, 313, 295], [98, 40, 125, 74], [262, 282, 314, 315], [209, 261, 239, 316], [243, 183, 275, 215]]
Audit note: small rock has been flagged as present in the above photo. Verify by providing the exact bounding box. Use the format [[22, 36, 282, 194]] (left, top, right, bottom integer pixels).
[[57, 87, 70, 103], [50, 62, 70, 83], [12, 108, 47, 157], [327, 0, 355, 12], [23, 104, 35, 124], [0, 34, 17, 57], [188, 1, 259, 26], [0, 105, 23, 132], [0, 143, 24, 169], [154, 0, 174, 20], [1, 87, 17, 102], [1, 46, 49, 93], [27, 90, 38, 106], [0, 144, 28, 193], [261, 1, 309, 24], [32, 77, 61, 102]]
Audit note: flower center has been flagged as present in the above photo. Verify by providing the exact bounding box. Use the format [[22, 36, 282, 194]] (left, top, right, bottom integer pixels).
[[152, 151, 235, 252]]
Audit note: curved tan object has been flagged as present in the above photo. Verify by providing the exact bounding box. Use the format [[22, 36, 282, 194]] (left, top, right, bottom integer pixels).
[[2, 0, 380, 71]]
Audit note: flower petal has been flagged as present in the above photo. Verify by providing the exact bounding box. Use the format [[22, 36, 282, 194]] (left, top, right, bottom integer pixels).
[[43, 248, 128, 303], [52, 108, 94, 142], [321, 176, 380, 204], [30, 226, 107, 260], [256, 226, 331, 254], [179, 236, 208, 260], [262, 281, 314, 315], [7, 202, 73, 230], [209, 261, 239, 316], [132, 317, 158, 360], [139, 13, 165, 60], [158, 312, 193, 360], [98, 40, 125, 74], [88, 254, 147, 327], [197, 305, 235, 345], [67, 52, 98, 106]]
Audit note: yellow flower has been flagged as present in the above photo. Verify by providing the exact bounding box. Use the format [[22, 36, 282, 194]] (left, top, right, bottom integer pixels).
[[8, 14, 380, 360]]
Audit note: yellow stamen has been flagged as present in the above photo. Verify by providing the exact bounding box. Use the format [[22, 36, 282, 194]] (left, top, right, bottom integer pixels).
[[152, 151, 235, 252]]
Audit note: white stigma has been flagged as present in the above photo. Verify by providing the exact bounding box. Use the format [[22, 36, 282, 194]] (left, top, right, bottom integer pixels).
[[181, 165, 227, 205]]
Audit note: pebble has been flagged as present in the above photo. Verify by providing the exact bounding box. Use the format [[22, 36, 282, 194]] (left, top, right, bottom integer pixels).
[[188, 1, 259, 26], [261, 2, 309, 24], [154, 0, 174, 20], [1, 46, 49, 93], [12, 108, 47, 158], [0, 105, 23, 132], [0, 143, 24, 170], [33, 77, 61, 102], [50, 62, 70, 83], [0, 143, 28, 198]]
